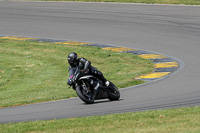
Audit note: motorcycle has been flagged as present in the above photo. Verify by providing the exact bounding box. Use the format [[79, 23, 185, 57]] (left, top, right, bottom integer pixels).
[[67, 67, 120, 104]]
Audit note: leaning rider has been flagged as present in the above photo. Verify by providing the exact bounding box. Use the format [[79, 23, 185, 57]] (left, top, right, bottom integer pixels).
[[67, 52, 110, 87]]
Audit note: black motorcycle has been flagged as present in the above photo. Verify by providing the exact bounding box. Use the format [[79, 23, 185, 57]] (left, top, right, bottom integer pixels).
[[67, 67, 120, 104]]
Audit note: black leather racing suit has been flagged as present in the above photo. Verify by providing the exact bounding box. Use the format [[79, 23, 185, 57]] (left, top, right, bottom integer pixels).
[[68, 58, 107, 83]]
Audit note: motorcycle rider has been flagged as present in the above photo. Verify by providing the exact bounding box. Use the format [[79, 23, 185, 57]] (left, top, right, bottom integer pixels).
[[67, 52, 110, 87]]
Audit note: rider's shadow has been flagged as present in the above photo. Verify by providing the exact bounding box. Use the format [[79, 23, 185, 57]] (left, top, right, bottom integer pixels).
[[82, 99, 123, 105]]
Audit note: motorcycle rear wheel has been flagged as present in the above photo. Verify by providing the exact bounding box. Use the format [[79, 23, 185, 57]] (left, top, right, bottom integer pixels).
[[76, 83, 94, 104]]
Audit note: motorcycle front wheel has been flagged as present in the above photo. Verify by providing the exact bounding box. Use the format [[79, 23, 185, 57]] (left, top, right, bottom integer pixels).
[[107, 82, 120, 101], [76, 83, 94, 104]]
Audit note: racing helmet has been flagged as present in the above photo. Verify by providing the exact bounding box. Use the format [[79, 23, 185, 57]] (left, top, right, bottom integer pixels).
[[68, 52, 78, 66]]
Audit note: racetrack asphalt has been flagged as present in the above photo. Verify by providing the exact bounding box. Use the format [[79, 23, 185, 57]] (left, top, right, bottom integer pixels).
[[0, 1, 200, 123]]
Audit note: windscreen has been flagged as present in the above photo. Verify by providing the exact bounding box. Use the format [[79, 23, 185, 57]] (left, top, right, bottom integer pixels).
[[69, 67, 77, 77]]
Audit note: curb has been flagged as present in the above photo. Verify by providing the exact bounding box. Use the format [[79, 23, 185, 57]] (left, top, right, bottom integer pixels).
[[0, 36, 182, 82]]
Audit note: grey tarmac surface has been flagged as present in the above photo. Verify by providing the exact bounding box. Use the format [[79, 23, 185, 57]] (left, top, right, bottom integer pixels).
[[0, 1, 200, 123]]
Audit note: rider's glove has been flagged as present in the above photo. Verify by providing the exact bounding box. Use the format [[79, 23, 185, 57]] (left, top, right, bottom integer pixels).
[[82, 69, 89, 73]]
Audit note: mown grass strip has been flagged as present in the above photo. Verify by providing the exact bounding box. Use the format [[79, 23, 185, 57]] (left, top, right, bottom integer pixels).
[[39, 0, 200, 5], [0, 39, 153, 107], [1, 106, 200, 132]]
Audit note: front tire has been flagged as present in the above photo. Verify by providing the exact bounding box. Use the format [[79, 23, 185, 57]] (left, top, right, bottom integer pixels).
[[76, 84, 94, 104], [107, 82, 120, 101]]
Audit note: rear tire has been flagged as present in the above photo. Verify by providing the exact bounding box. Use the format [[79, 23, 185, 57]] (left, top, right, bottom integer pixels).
[[107, 82, 120, 101], [76, 84, 94, 104]]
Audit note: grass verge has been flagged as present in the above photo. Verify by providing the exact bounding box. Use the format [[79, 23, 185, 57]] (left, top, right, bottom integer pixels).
[[0, 39, 153, 107], [1, 106, 200, 132], [39, 0, 200, 5]]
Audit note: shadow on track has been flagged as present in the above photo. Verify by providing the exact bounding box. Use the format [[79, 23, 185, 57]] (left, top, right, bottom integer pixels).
[[82, 99, 124, 105]]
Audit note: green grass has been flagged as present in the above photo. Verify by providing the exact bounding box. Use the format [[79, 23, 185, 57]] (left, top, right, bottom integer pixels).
[[0, 39, 153, 107], [1, 106, 200, 132], [39, 0, 200, 5]]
